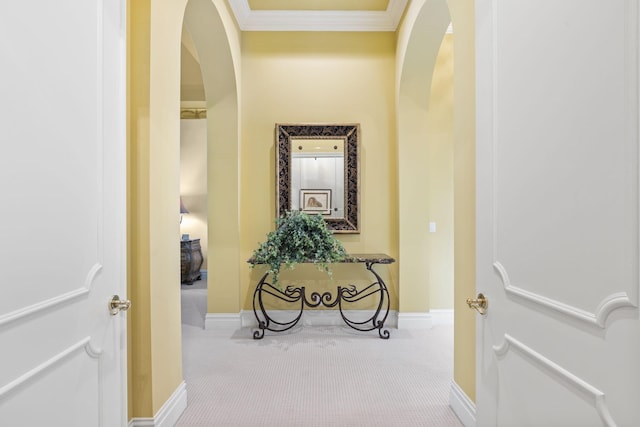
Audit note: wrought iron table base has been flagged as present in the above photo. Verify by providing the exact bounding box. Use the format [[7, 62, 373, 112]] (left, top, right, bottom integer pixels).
[[252, 261, 391, 339]]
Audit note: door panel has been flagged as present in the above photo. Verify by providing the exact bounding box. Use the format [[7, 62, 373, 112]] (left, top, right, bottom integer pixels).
[[0, 0, 102, 313], [0, 0, 126, 425], [1, 340, 101, 426], [492, 0, 637, 318], [476, 0, 640, 425], [493, 334, 617, 427]]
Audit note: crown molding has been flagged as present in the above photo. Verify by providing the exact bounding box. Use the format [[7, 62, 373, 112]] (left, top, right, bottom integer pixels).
[[228, 0, 408, 32], [180, 108, 207, 119]]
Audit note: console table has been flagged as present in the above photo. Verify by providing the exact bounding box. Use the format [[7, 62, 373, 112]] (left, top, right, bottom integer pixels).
[[181, 239, 203, 285], [247, 253, 395, 339]]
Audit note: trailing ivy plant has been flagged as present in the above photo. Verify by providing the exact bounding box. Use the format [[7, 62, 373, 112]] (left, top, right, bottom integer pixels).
[[251, 210, 348, 285]]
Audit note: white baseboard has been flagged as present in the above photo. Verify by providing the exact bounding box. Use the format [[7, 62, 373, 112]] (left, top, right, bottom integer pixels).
[[430, 309, 454, 325], [239, 309, 450, 329], [128, 419, 154, 427], [449, 380, 476, 427], [397, 312, 432, 329], [205, 313, 242, 330], [240, 309, 399, 328], [397, 310, 454, 329], [220, 310, 447, 330], [128, 381, 187, 427]]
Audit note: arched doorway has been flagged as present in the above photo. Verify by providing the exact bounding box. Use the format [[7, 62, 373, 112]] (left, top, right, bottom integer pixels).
[[182, 0, 241, 321], [126, 0, 241, 421], [396, 0, 476, 423]]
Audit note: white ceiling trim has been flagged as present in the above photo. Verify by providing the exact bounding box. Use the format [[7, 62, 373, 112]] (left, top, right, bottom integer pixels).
[[228, 0, 408, 32]]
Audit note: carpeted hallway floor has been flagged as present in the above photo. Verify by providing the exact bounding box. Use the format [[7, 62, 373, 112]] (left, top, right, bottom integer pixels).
[[176, 279, 463, 427]]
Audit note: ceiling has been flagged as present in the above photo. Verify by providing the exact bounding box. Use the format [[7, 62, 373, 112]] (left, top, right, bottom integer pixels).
[[228, 0, 409, 32], [181, 0, 413, 103]]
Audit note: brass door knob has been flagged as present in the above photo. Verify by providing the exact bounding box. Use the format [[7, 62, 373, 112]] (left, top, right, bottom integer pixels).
[[466, 293, 488, 315], [109, 295, 131, 315]]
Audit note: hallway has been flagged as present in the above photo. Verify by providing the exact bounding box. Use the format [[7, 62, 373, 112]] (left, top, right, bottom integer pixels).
[[177, 280, 462, 426]]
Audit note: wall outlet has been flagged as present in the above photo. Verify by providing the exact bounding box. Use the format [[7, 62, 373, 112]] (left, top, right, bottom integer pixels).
[[429, 222, 436, 233]]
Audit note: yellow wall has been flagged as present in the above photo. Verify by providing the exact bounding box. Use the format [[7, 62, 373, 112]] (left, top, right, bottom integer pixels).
[[129, 0, 241, 418], [396, 0, 476, 403], [129, 0, 243, 419], [396, 0, 451, 316], [182, 0, 242, 315], [128, 0, 153, 417], [426, 34, 454, 309], [147, 0, 188, 413], [448, 0, 477, 403], [240, 32, 399, 311]]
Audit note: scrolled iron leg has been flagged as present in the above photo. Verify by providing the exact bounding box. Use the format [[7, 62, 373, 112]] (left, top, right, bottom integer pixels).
[[252, 272, 270, 339], [334, 262, 392, 339], [368, 262, 391, 339], [252, 272, 306, 338], [253, 321, 266, 340], [376, 321, 390, 339]]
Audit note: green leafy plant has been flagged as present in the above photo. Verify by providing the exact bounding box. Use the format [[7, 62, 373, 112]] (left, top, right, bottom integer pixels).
[[251, 210, 348, 285]]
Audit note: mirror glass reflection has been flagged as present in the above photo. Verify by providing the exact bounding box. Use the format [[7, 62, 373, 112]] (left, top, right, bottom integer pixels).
[[290, 139, 344, 219]]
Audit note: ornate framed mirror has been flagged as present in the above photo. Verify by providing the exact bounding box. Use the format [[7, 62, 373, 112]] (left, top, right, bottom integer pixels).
[[276, 124, 360, 233]]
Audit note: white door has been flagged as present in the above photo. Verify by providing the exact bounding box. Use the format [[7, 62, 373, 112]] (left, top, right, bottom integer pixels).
[[0, 1, 127, 426], [475, 1, 640, 426]]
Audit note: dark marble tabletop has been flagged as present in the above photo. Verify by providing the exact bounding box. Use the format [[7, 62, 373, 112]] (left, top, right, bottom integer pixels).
[[247, 253, 395, 265], [341, 253, 395, 264]]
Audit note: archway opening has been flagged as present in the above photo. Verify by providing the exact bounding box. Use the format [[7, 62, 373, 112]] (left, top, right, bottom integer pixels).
[[396, 0, 477, 414], [179, 20, 209, 325], [181, 0, 241, 327]]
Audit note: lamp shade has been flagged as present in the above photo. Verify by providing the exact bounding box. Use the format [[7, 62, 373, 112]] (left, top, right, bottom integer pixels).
[[180, 197, 190, 214]]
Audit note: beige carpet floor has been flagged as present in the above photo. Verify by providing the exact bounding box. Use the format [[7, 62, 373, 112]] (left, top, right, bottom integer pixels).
[[177, 279, 462, 427]]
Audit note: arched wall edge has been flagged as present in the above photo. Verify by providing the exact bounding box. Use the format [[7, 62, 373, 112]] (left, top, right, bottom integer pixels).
[[395, 0, 478, 407], [395, 0, 451, 314], [183, 0, 242, 315]]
